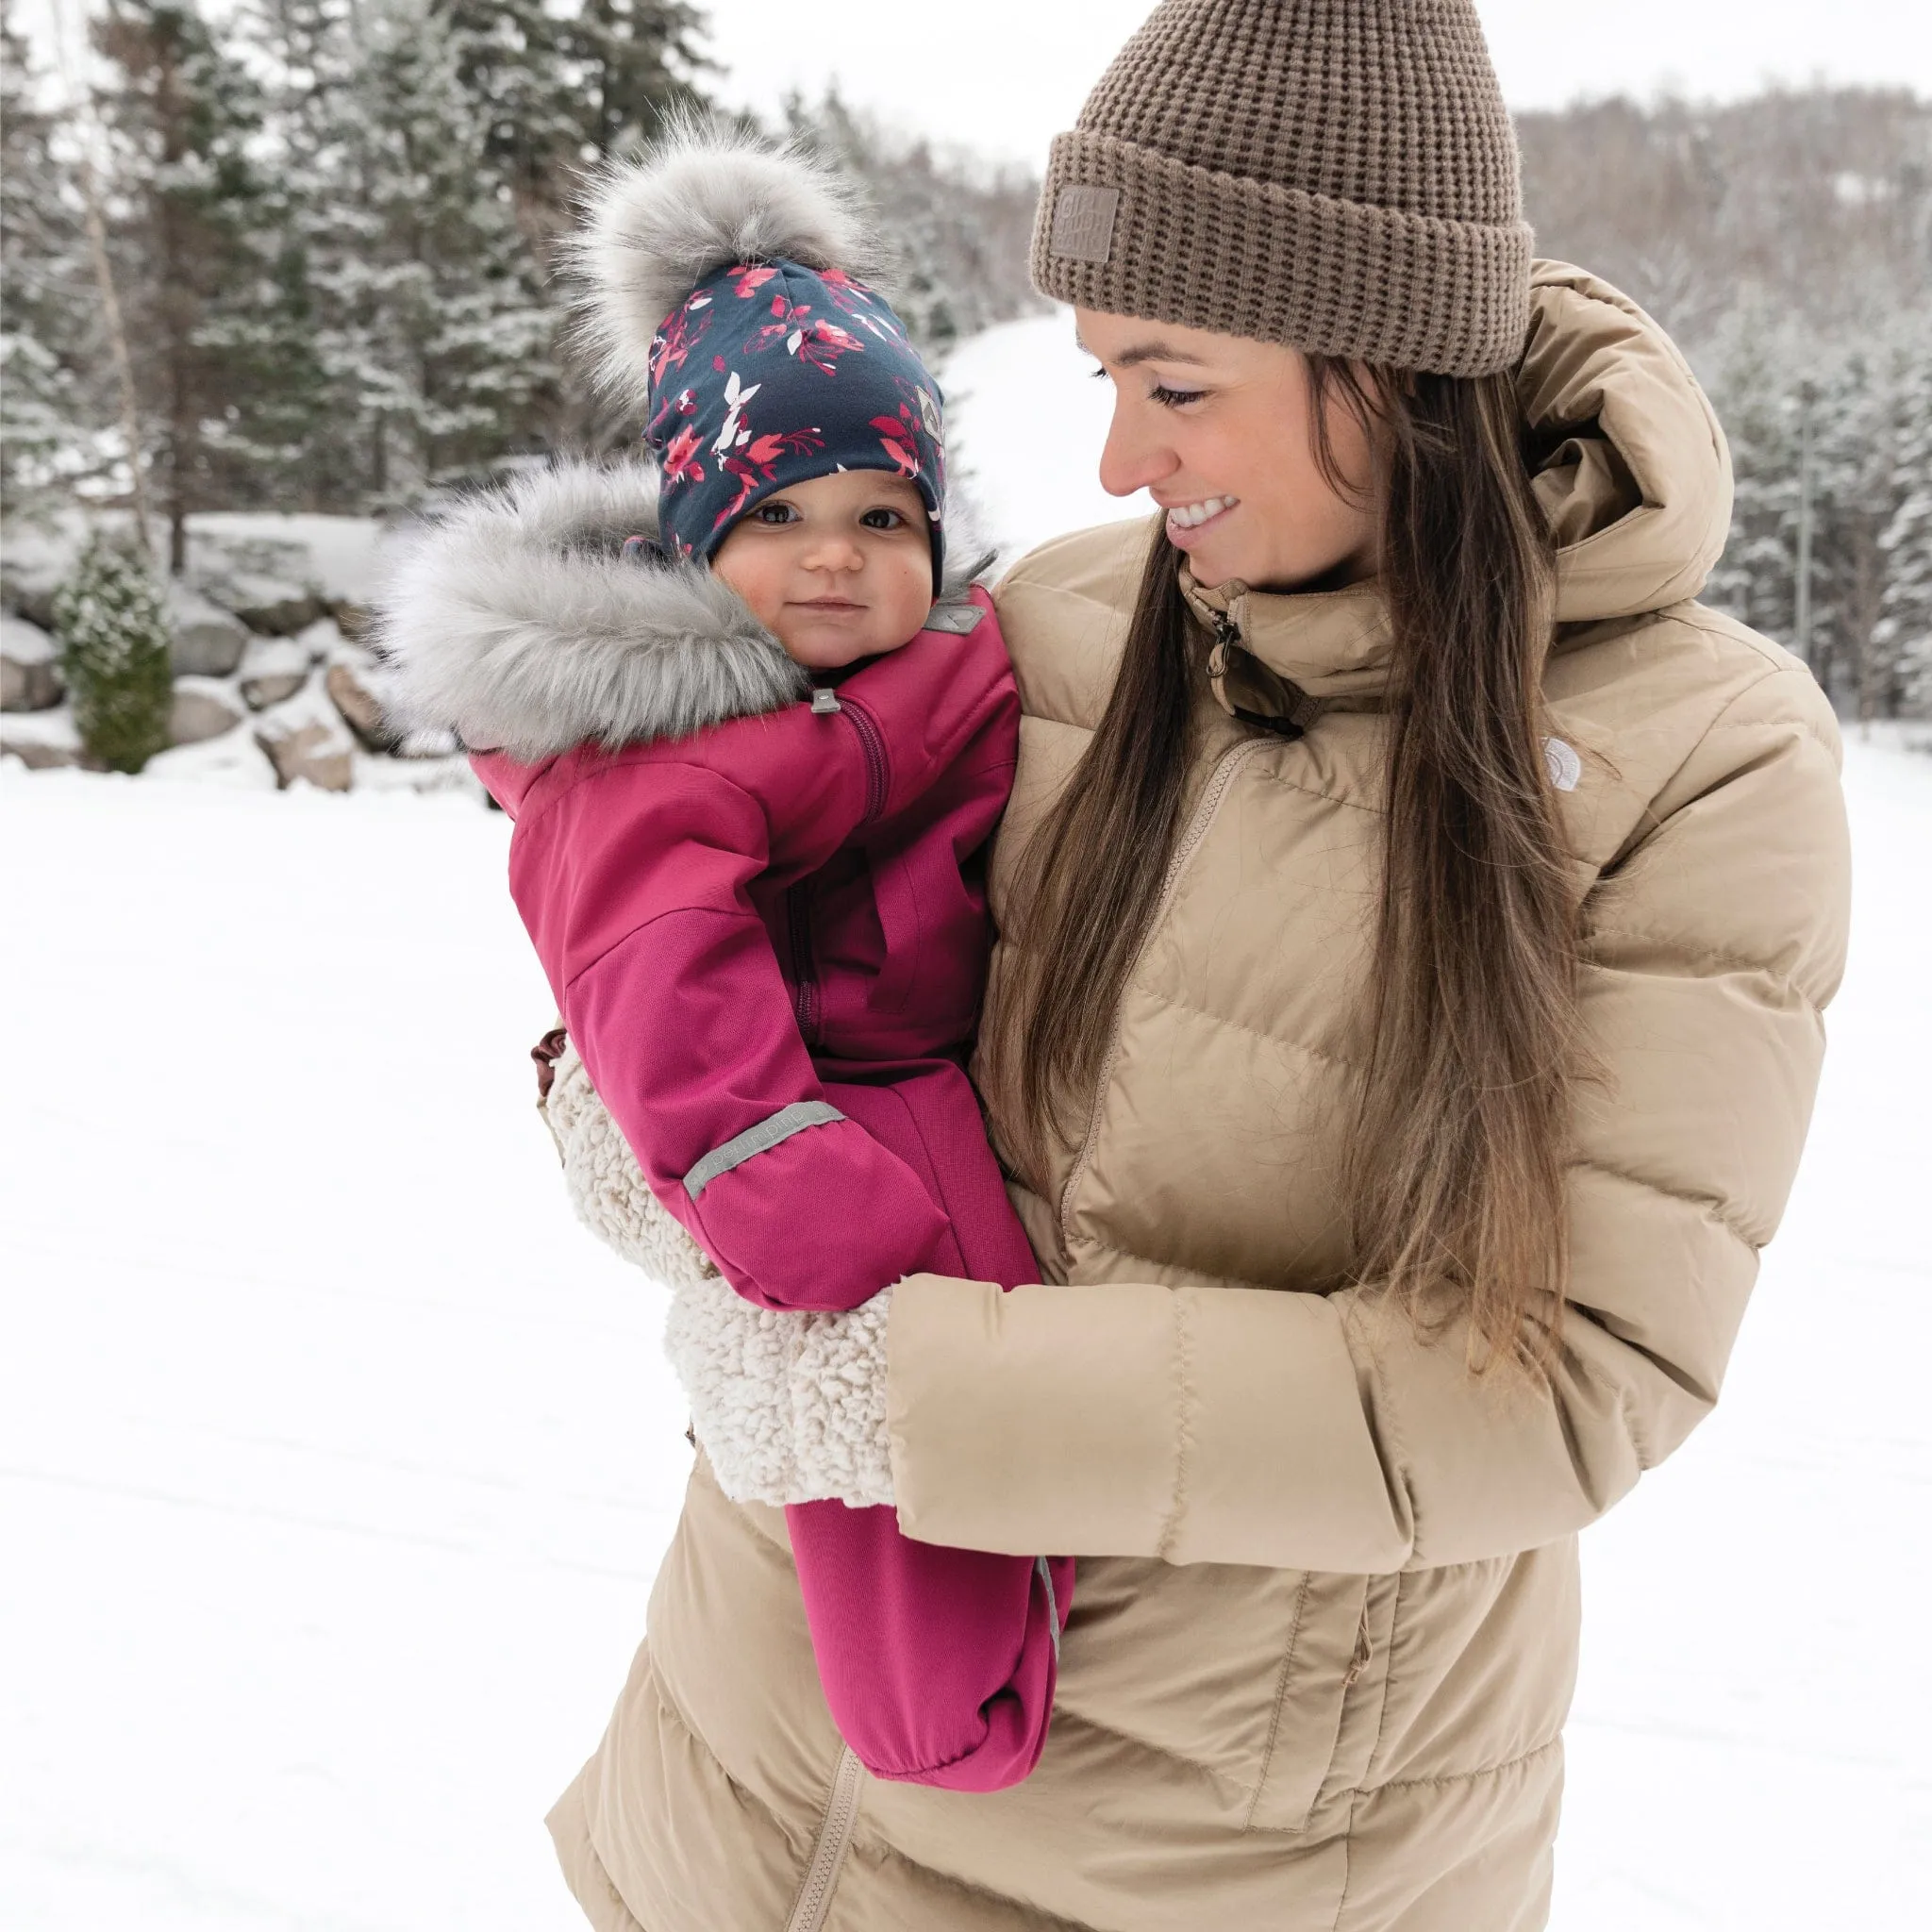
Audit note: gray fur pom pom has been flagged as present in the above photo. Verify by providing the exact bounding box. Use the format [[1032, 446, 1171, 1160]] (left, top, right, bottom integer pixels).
[[570, 117, 882, 408]]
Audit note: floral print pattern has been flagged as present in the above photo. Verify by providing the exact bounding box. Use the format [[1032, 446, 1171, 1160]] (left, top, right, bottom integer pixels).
[[641, 256, 946, 583]]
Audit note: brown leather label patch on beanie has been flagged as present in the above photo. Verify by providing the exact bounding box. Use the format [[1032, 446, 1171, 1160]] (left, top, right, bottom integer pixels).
[[1050, 185, 1120, 264]]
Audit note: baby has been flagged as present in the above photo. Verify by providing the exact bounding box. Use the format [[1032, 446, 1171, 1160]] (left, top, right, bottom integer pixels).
[[378, 131, 1070, 1791]]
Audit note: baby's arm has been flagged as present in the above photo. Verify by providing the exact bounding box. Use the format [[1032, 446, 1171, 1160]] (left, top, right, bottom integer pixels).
[[510, 755, 951, 1311]]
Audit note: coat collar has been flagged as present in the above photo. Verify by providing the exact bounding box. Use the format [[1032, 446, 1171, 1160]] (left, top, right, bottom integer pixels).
[[375, 458, 993, 761], [1178, 260, 1733, 717]]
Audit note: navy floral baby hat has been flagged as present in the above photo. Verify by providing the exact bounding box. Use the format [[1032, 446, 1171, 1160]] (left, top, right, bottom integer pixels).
[[644, 258, 947, 590]]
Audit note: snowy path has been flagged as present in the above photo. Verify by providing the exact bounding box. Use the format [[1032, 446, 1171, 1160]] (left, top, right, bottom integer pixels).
[[3, 742, 1927, 1929]]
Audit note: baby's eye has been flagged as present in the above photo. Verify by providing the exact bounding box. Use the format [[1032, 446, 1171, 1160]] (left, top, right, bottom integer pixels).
[[859, 507, 908, 531], [753, 500, 801, 525]]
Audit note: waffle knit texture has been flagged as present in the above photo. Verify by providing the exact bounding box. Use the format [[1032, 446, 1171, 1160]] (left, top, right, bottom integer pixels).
[[1031, 0, 1533, 375]]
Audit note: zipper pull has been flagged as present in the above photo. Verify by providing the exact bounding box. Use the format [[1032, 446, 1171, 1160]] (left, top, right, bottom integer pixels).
[[809, 688, 841, 715], [1207, 611, 1241, 683], [1342, 1599, 1374, 1689]]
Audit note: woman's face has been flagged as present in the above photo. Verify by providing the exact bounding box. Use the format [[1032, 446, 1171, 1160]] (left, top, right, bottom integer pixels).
[[1076, 308, 1380, 593]]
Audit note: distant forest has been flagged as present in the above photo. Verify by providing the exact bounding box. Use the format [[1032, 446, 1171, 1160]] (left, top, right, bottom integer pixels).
[[2, 4, 1926, 713]]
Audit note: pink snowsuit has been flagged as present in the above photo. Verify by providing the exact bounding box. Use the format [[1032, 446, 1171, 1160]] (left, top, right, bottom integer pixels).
[[473, 582, 1072, 1792]]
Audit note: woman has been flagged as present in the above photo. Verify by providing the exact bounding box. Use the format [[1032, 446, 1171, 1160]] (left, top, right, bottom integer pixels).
[[542, 3, 1850, 1927]]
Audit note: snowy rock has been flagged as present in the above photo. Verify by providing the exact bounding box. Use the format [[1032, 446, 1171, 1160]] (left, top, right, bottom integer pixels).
[[207, 572, 324, 637], [334, 603, 375, 646], [293, 615, 345, 662], [0, 703, 83, 769], [167, 581, 251, 676], [351, 749, 484, 796], [0, 527, 69, 628], [325, 642, 398, 752], [253, 675, 354, 791], [238, 635, 310, 709], [145, 721, 278, 790], [1, 611, 63, 712], [170, 675, 248, 747]]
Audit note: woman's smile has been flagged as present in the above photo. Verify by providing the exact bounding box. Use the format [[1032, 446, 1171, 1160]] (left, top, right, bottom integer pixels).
[[1159, 493, 1241, 545]]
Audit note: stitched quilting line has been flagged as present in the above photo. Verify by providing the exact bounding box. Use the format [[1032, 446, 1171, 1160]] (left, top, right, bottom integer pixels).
[[1057, 738, 1269, 1245], [1131, 978, 1355, 1072], [1371, 1734, 1563, 1795], [1241, 1571, 1312, 1834], [1579, 942, 1817, 991], [1573, 1153, 1757, 1249], [1059, 1227, 1277, 1294], [1358, 1573, 1404, 1792], [1156, 1289, 1196, 1563]]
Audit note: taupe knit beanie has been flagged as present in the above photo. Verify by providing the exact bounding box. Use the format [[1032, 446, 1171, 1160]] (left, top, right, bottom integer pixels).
[[1032, 0, 1532, 376]]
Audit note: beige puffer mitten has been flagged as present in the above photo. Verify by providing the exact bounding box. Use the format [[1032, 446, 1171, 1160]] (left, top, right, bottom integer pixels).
[[537, 1032, 895, 1509]]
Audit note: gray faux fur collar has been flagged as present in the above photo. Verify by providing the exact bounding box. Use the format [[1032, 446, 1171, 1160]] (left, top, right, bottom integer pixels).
[[375, 460, 990, 763]]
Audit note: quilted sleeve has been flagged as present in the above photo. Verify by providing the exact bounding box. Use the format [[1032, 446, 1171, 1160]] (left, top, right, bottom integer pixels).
[[884, 663, 1852, 1569]]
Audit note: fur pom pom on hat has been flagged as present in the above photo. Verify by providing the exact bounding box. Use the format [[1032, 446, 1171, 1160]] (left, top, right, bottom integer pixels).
[[571, 123, 948, 588], [572, 121, 884, 407]]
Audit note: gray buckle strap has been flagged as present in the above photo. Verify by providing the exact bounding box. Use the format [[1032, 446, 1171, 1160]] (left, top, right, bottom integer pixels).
[[1036, 1555, 1062, 1663], [683, 1101, 845, 1201]]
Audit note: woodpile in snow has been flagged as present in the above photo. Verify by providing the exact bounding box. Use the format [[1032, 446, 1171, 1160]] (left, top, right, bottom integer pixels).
[[0, 518, 474, 797]]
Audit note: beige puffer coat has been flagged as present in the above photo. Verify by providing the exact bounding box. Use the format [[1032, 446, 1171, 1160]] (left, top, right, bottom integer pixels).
[[545, 264, 1851, 1932]]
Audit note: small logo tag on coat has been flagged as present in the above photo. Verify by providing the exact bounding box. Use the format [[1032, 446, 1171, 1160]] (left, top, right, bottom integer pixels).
[[1050, 185, 1121, 264], [923, 602, 986, 635], [1543, 736, 1582, 791]]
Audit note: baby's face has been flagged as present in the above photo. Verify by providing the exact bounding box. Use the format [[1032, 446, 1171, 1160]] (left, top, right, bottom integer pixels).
[[714, 469, 931, 672], [711, 470, 934, 670]]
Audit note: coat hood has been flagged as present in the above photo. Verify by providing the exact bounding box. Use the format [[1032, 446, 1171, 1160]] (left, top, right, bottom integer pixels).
[[374, 458, 991, 762], [1182, 260, 1738, 702]]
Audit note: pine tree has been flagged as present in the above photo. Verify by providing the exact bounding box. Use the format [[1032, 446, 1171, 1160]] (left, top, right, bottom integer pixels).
[[1806, 343, 1893, 710], [92, 0, 310, 568], [305, 0, 555, 507], [1875, 338, 1932, 715], [778, 90, 1044, 362], [1703, 311, 1803, 647], [0, 1, 103, 524], [53, 533, 175, 772], [569, 0, 709, 163]]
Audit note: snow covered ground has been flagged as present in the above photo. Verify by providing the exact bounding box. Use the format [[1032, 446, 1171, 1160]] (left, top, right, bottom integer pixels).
[[943, 310, 1155, 555], [4, 735, 1927, 1930]]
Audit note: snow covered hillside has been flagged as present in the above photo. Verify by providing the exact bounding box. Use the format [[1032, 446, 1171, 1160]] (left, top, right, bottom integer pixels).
[[3, 737, 1926, 1930]]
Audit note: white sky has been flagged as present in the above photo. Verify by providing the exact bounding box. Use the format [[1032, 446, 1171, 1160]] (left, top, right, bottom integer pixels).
[[708, 0, 1932, 165], [16, 1, 1928, 161]]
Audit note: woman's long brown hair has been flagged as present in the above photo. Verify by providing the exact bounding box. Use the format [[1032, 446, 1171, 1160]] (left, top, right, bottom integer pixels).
[[997, 361, 1580, 1374]]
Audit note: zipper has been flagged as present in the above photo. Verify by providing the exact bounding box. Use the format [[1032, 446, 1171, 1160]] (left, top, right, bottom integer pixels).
[[838, 694, 891, 824], [783, 1745, 863, 1932], [1057, 738, 1268, 1244], [1208, 607, 1307, 741], [785, 877, 818, 1042]]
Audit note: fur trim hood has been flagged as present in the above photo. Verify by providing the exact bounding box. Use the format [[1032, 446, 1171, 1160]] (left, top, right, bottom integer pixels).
[[374, 459, 991, 763], [570, 121, 884, 408]]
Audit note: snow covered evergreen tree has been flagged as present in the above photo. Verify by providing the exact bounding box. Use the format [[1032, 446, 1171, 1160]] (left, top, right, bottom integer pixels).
[[52, 533, 174, 773], [0, 2, 102, 524], [569, 0, 709, 162], [1703, 312, 1802, 646], [303, 0, 555, 507], [92, 0, 314, 567], [779, 90, 1042, 361], [1875, 339, 1932, 714]]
